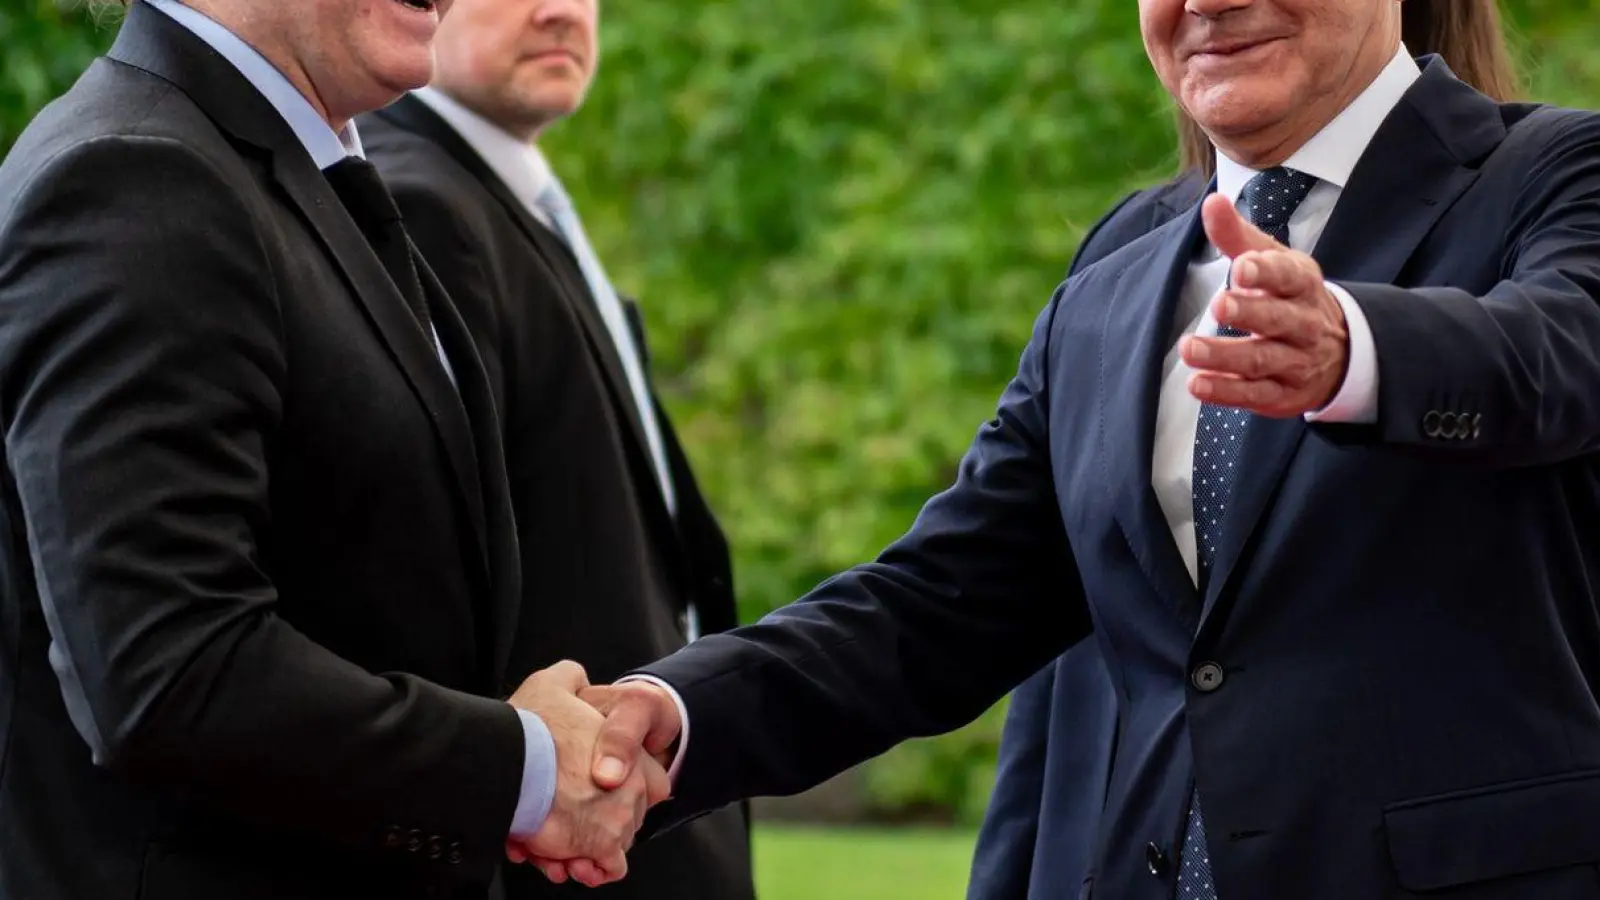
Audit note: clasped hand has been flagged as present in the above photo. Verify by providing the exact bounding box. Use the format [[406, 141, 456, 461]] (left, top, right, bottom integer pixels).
[[1179, 193, 1351, 416], [505, 664, 682, 887]]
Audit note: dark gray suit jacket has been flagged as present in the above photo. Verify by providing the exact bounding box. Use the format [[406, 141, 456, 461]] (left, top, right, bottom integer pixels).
[[361, 95, 755, 900], [0, 3, 527, 897]]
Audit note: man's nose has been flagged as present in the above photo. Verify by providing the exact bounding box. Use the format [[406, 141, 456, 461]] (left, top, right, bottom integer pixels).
[[1185, 0, 1255, 20]]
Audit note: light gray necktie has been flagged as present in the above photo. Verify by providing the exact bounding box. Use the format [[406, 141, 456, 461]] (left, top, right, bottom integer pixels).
[[534, 179, 677, 518]]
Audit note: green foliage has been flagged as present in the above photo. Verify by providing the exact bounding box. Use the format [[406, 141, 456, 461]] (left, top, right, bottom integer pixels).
[[5, 0, 1600, 824], [0, 2, 112, 152], [545, 1, 1178, 616], [860, 700, 1007, 826], [753, 825, 975, 900]]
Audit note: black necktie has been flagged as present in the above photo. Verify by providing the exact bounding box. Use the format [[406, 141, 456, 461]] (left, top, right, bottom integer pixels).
[[323, 157, 433, 338]]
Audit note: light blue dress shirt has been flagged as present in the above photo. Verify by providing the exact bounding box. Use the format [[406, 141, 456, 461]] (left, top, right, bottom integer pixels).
[[144, 0, 558, 839]]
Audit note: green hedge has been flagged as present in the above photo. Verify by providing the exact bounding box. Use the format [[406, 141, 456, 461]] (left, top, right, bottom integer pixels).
[[6, 0, 1599, 824]]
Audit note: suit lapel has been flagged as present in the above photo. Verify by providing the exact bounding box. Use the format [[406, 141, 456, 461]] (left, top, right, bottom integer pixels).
[[418, 257, 521, 678], [375, 98, 677, 526], [1100, 201, 1210, 621], [108, 2, 495, 599], [1199, 60, 1498, 625], [274, 154, 492, 567]]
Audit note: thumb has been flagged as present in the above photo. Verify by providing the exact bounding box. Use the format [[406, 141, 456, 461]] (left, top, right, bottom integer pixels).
[[1202, 191, 1279, 259], [540, 660, 591, 695], [591, 686, 678, 789]]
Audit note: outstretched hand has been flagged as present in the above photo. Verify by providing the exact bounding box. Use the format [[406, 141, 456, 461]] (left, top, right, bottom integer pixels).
[[581, 680, 682, 788], [1179, 193, 1350, 417], [503, 663, 672, 887]]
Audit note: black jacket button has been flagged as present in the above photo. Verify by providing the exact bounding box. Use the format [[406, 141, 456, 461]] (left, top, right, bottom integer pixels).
[[1146, 841, 1169, 877], [1191, 662, 1225, 692]]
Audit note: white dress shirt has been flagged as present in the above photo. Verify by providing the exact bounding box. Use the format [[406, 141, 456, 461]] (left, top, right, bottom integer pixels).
[[144, 0, 556, 838], [1154, 44, 1418, 584], [648, 45, 1423, 778]]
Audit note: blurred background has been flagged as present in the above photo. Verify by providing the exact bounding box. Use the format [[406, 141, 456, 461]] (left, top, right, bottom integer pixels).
[[5, 1, 1599, 896]]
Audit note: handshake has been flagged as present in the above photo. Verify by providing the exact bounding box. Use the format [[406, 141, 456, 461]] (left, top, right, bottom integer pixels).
[[503, 662, 683, 888]]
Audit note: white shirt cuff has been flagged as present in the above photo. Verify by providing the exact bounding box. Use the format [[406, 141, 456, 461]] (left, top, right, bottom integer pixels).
[[1305, 281, 1379, 424], [507, 708, 558, 837], [615, 674, 690, 782]]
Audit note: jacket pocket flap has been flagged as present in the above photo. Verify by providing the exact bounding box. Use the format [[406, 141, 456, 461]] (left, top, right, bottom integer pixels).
[[1385, 769, 1600, 892]]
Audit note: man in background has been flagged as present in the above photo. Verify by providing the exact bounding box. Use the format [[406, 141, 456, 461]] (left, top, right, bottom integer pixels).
[[967, 3, 1525, 898], [0, 0, 661, 897], [361, 1, 755, 897]]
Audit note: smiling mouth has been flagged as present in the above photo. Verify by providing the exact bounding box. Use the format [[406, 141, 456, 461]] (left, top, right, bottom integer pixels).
[[1193, 37, 1282, 57]]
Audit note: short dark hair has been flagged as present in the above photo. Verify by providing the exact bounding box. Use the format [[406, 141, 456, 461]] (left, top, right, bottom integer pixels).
[[1175, 0, 1522, 176]]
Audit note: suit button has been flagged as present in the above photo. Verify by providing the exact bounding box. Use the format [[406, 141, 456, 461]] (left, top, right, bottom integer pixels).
[[1439, 411, 1460, 439], [426, 835, 444, 859], [1191, 662, 1225, 692], [448, 842, 464, 865], [406, 828, 423, 853], [1423, 410, 1442, 438], [1146, 841, 1169, 877], [382, 825, 404, 848]]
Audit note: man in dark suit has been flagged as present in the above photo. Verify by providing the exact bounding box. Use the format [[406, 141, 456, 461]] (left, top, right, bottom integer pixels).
[[0, 1, 661, 898], [358, 0, 753, 897], [967, 6, 1529, 898], [565, 0, 1600, 896], [970, 7, 1527, 898]]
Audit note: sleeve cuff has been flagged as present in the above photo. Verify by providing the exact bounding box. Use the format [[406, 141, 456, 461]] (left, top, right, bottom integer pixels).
[[507, 708, 558, 837], [1305, 281, 1379, 424], [616, 674, 690, 781]]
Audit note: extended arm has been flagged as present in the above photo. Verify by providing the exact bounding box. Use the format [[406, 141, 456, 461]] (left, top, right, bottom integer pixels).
[[628, 289, 1093, 828]]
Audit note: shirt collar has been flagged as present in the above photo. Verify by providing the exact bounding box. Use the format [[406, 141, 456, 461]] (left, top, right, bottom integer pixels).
[[1215, 43, 1420, 203], [145, 0, 361, 169], [412, 87, 556, 215]]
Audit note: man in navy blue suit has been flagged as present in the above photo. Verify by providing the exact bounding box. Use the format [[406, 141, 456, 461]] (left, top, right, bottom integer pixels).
[[967, 4, 1528, 898], [554, 0, 1600, 896]]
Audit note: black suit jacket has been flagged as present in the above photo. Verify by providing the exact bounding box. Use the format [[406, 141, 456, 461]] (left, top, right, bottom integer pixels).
[[361, 95, 754, 900], [967, 171, 1207, 900], [0, 5, 527, 898], [635, 58, 1600, 900]]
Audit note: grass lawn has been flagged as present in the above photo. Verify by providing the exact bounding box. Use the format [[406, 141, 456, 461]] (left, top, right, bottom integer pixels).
[[753, 825, 977, 900]]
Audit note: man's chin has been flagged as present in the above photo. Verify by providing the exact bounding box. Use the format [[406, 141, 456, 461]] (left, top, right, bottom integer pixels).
[[1185, 84, 1297, 141]]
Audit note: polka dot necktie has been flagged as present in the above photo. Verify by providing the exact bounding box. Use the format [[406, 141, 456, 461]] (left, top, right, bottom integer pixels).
[[1179, 166, 1316, 900]]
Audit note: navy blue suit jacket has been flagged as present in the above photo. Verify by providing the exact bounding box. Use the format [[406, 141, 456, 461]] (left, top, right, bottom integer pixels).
[[966, 172, 1206, 900], [640, 58, 1600, 900]]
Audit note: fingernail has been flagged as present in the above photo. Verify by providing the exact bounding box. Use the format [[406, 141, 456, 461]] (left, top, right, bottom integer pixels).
[[1187, 339, 1209, 363], [1237, 259, 1257, 284], [597, 757, 625, 782], [1193, 377, 1212, 399], [1220, 296, 1238, 320]]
